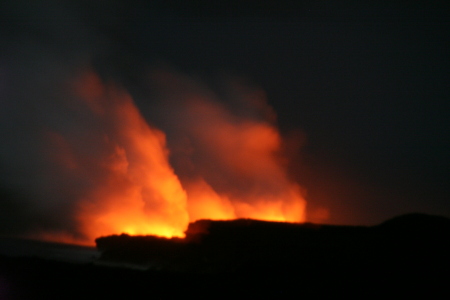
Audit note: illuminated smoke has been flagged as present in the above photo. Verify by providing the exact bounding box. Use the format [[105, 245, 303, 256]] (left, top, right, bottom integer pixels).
[[147, 70, 306, 223], [21, 70, 189, 244], [48, 69, 306, 244], [0, 0, 307, 245], [1, 66, 306, 245]]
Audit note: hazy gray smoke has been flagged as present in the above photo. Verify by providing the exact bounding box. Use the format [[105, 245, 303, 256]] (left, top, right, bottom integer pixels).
[[0, 0, 101, 237]]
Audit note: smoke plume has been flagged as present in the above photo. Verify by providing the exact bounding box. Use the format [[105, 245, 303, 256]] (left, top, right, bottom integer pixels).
[[0, 1, 306, 245]]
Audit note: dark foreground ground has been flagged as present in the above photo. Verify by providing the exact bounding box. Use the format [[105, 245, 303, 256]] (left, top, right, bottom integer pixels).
[[1, 213, 449, 299]]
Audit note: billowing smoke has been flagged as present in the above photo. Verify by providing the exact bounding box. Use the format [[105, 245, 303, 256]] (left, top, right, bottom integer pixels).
[[1, 66, 307, 245], [0, 1, 306, 245], [145, 70, 306, 223]]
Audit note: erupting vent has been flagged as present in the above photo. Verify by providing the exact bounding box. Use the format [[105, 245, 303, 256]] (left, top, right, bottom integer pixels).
[[37, 69, 306, 245]]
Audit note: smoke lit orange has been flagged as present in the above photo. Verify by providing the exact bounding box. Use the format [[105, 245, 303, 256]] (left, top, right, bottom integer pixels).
[[40, 69, 306, 245]]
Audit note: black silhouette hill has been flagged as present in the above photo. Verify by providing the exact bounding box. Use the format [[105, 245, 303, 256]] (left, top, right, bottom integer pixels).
[[1, 213, 448, 298], [96, 213, 450, 275]]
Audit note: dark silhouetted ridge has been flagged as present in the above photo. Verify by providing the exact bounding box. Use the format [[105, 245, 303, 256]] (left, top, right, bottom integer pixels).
[[1, 214, 448, 298], [95, 214, 450, 275]]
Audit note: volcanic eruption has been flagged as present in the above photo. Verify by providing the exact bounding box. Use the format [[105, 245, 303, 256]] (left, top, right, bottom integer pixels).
[[22, 68, 307, 245]]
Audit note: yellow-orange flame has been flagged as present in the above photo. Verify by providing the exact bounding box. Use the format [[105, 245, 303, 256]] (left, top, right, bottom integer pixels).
[[41, 70, 307, 245]]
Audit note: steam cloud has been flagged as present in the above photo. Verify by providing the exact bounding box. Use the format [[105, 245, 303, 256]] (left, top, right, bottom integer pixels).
[[0, 1, 306, 244]]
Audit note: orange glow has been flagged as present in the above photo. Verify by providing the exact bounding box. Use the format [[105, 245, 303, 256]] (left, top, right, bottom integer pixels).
[[185, 179, 236, 221], [45, 70, 188, 244], [168, 95, 306, 223], [41, 70, 307, 245], [233, 185, 306, 222]]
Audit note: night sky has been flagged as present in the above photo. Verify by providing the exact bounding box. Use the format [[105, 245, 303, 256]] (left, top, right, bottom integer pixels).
[[0, 0, 449, 237]]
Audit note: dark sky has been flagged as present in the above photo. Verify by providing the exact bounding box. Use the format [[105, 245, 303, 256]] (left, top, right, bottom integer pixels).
[[0, 0, 449, 233]]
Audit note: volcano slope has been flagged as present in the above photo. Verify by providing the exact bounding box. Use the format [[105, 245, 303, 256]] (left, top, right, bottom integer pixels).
[[1, 213, 448, 298], [96, 213, 450, 274]]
